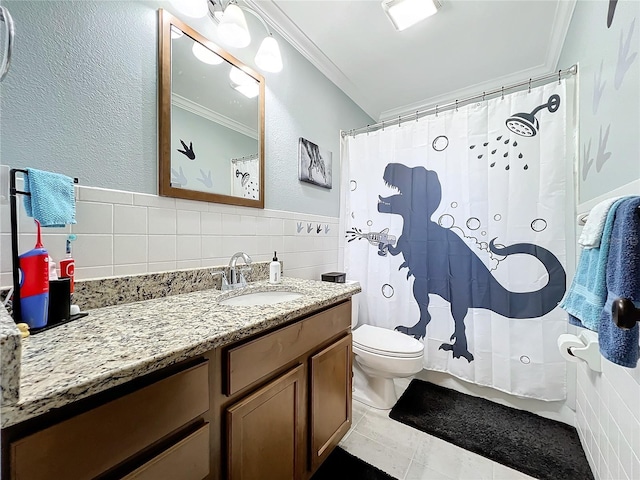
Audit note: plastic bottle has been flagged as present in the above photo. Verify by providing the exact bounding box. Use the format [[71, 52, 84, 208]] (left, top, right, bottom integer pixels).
[[59, 236, 75, 296], [269, 251, 281, 284], [19, 220, 49, 328]]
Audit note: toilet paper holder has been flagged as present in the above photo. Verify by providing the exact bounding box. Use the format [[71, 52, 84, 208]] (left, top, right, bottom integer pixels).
[[558, 331, 602, 372]]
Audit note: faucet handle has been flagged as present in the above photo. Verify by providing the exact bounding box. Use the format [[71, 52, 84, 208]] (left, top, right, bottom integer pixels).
[[211, 270, 228, 288]]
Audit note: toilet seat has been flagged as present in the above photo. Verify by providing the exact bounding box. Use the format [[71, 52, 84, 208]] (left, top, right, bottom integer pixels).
[[353, 324, 424, 358]]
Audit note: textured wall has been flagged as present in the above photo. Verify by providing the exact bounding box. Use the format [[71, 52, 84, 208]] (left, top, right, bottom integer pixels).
[[0, 1, 373, 217], [558, 1, 640, 478], [558, 0, 640, 203], [0, 1, 158, 194]]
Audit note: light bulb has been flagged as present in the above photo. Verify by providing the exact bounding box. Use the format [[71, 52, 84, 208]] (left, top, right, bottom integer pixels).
[[255, 36, 283, 73], [169, 0, 208, 18], [192, 42, 223, 65], [218, 4, 251, 48]]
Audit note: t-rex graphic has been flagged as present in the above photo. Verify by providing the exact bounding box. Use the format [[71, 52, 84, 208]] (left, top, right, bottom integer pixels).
[[377, 163, 566, 362]]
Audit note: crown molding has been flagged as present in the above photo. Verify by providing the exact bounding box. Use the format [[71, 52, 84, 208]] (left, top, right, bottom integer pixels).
[[243, 0, 575, 122], [379, 0, 577, 120], [243, 0, 379, 119], [172, 93, 258, 140]]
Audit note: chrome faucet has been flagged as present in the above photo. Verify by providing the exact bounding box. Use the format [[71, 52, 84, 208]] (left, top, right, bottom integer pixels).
[[228, 252, 252, 287]]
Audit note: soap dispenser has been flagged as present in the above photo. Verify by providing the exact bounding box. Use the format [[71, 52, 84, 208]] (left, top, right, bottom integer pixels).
[[270, 251, 281, 284]]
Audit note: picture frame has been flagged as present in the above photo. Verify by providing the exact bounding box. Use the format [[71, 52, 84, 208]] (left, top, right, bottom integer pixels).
[[298, 137, 332, 189]]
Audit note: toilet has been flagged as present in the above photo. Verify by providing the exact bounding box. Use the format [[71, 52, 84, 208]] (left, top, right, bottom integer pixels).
[[350, 292, 425, 409]]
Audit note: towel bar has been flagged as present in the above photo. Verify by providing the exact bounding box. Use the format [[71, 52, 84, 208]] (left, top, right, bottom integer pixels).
[[578, 206, 640, 225], [612, 298, 640, 330], [9, 168, 79, 324]]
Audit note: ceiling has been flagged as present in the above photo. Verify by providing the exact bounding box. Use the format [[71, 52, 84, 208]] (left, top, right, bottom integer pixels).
[[247, 0, 576, 121]]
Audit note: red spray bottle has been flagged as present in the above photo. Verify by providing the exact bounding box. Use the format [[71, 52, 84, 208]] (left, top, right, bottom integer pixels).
[[19, 220, 49, 328]]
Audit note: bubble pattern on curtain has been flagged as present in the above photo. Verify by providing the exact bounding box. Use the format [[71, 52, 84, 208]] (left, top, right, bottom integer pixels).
[[344, 82, 573, 401]]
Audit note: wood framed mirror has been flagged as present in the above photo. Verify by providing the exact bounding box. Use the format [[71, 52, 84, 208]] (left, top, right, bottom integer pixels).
[[158, 9, 265, 208]]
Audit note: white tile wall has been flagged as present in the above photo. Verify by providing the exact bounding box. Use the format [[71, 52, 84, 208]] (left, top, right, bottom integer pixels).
[[0, 185, 341, 286], [575, 359, 640, 480], [573, 180, 640, 480]]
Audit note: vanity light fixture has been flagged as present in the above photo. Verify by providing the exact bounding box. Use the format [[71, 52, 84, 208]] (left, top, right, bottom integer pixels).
[[217, 2, 251, 48], [208, 0, 283, 73], [382, 0, 441, 31]]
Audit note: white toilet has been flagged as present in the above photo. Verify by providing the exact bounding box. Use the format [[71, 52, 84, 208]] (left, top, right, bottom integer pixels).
[[350, 292, 424, 409]]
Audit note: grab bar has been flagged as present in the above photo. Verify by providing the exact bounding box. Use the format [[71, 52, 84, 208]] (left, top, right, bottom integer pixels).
[[0, 6, 14, 82]]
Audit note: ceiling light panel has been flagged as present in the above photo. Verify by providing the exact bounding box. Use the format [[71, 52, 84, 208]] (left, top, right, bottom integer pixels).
[[382, 0, 441, 31]]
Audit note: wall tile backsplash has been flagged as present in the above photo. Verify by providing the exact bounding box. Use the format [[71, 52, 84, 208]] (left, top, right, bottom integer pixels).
[[0, 185, 340, 287]]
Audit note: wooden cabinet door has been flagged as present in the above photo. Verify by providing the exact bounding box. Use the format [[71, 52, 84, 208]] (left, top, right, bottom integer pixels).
[[122, 423, 210, 480], [309, 334, 352, 471], [226, 364, 304, 480]]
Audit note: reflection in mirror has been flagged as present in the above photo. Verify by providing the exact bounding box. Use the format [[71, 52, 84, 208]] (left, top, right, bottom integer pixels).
[[159, 9, 265, 208]]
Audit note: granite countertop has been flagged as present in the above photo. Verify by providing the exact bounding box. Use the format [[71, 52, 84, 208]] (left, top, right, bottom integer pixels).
[[1, 278, 360, 429], [0, 307, 21, 405]]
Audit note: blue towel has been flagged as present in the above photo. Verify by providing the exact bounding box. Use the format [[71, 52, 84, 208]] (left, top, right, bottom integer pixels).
[[598, 196, 640, 368], [559, 198, 628, 330], [23, 168, 76, 227]]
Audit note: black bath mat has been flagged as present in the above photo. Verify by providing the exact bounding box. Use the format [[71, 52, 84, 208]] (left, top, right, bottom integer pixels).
[[389, 380, 593, 480], [311, 447, 397, 480]]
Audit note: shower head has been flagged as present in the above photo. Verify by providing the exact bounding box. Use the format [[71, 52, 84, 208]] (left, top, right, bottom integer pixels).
[[506, 113, 538, 137], [505, 94, 561, 137]]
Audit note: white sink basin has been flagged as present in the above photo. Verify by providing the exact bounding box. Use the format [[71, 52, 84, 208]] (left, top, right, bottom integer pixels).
[[218, 290, 304, 306]]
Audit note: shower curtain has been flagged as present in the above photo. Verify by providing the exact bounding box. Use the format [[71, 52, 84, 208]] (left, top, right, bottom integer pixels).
[[231, 155, 259, 199], [343, 81, 575, 400]]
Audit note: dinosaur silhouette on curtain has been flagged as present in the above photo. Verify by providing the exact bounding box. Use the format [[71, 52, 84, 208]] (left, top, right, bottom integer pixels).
[[377, 163, 566, 362]]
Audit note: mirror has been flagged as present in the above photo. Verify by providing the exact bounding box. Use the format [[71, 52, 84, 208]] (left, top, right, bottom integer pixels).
[[158, 9, 265, 208]]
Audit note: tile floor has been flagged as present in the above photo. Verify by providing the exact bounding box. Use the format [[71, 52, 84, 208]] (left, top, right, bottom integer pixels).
[[339, 378, 536, 480]]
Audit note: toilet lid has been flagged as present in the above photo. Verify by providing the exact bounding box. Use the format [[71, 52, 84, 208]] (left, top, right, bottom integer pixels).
[[353, 324, 424, 358]]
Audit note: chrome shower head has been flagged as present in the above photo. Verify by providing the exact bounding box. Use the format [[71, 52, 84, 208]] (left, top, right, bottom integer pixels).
[[506, 113, 538, 137], [505, 94, 561, 137]]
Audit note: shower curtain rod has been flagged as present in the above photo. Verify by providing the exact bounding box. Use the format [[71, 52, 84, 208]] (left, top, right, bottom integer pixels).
[[231, 153, 258, 162], [341, 64, 578, 138]]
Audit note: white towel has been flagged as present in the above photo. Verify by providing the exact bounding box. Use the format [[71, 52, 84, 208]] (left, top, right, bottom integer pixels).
[[578, 196, 623, 249]]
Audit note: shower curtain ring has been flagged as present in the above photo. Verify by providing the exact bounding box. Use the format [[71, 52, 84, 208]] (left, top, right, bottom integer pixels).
[[435, 105, 438, 117], [367, 124, 370, 135], [482, 92, 486, 102], [501, 86, 504, 100], [455, 100, 458, 112], [382, 120, 385, 131], [558, 69, 562, 84], [416, 110, 419, 122], [398, 115, 401, 127], [528, 78, 532, 93]]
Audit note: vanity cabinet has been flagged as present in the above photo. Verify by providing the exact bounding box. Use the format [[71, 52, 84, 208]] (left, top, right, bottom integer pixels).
[[309, 334, 352, 471], [2, 298, 353, 480], [212, 299, 353, 480], [6, 361, 210, 480], [226, 365, 305, 480]]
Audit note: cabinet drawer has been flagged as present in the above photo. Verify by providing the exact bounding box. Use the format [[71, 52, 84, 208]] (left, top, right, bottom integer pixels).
[[225, 300, 350, 395], [122, 423, 210, 480], [11, 361, 209, 480]]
